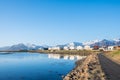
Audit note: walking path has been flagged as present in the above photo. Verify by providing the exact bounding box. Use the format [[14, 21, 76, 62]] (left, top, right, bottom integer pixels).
[[98, 53, 120, 80]]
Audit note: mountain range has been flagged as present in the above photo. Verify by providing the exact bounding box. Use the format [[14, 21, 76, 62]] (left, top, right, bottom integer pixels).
[[0, 43, 43, 51], [0, 39, 120, 51]]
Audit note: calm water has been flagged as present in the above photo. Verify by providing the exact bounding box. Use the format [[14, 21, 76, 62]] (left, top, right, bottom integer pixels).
[[0, 52, 85, 80]]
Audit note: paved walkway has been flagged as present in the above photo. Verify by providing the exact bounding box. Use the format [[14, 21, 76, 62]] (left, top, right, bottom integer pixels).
[[98, 53, 120, 80]]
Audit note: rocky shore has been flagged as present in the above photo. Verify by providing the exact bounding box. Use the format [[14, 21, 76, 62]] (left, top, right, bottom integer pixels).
[[63, 54, 107, 80]]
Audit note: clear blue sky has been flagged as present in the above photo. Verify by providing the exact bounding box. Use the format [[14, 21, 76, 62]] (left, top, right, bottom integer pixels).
[[0, 0, 120, 47]]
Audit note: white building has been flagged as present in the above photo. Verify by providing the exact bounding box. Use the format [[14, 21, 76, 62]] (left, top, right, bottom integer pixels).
[[84, 45, 92, 50], [69, 46, 75, 50], [48, 47, 52, 50], [63, 46, 69, 50], [76, 46, 83, 50], [108, 46, 115, 51], [99, 47, 108, 51], [48, 46, 61, 50]]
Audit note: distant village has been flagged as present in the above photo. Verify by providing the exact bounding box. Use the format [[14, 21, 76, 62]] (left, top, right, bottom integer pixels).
[[40, 45, 120, 51], [0, 39, 120, 52], [39, 39, 120, 51]]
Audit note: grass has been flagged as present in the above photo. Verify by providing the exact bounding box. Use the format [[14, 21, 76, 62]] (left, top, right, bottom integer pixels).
[[105, 50, 120, 63], [109, 50, 120, 56], [31, 50, 95, 56]]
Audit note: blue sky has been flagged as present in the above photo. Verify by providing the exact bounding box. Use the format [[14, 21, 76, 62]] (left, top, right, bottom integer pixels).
[[0, 0, 120, 47]]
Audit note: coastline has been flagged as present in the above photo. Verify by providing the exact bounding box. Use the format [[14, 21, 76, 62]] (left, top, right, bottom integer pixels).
[[0, 50, 94, 56], [63, 54, 107, 80], [30, 50, 94, 56]]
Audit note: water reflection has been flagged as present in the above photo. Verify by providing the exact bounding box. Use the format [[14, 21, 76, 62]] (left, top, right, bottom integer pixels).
[[0, 52, 13, 54], [0, 53, 86, 61], [0, 52, 80, 80], [48, 54, 86, 60]]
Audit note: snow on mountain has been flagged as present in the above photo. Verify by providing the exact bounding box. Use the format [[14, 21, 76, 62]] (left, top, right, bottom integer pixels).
[[98, 39, 115, 46], [0, 38, 120, 51], [8, 43, 28, 51], [26, 43, 36, 49], [0, 43, 43, 51], [25, 43, 43, 50], [83, 40, 100, 46], [67, 42, 83, 47], [83, 39, 116, 47], [113, 38, 120, 46], [113, 38, 120, 42], [55, 42, 83, 48]]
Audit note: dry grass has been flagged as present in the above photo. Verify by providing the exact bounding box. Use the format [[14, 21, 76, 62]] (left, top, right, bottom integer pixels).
[[35, 50, 94, 56], [105, 50, 120, 64]]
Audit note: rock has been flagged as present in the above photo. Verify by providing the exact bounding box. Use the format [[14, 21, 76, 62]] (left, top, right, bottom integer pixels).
[[64, 76, 70, 80], [63, 54, 107, 80]]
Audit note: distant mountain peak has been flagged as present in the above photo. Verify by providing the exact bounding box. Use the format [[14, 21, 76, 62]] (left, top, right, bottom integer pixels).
[[0, 43, 43, 51], [0, 38, 120, 51], [67, 42, 83, 47]]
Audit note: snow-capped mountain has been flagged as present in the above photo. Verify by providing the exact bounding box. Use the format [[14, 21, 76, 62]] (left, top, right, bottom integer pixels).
[[67, 42, 83, 47], [56, 42, 83, 48], [25, 43, 44, 50], [98, 39, 115, 46], [0, 38, 120, 51], [113, 38, 120, 46], [0, 43, 43, 51], [83, 40, 100, 46], [82, 39, 119, 47], [8, 43, 28, 51], [26, 43, 36, 49]]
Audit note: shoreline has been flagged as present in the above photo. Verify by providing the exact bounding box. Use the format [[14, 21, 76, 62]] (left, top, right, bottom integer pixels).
[[0, 50, 94, 56], [63, 54, 107, 80], [30, 50, 94, 56]]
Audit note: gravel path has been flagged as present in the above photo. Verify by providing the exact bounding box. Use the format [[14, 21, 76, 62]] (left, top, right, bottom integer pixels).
[[98, 53, 120, 80]]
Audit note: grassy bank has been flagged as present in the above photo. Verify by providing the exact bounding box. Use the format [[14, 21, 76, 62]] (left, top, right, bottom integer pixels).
[[30, 50, 97, 56], [105, 50, 120, 64]]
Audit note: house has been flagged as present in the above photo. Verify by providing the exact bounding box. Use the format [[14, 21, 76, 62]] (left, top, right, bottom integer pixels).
[[84, 45, 92, 50], [48, 47, 52, 50], [69, 46, 75, 50], [108, 46, 115, 51], [76, 46, 83, 50], [54, 46, 61, 50], [99, 46, 108, 51], [93, 45, 99, 50], [63, 46, 69, 50]]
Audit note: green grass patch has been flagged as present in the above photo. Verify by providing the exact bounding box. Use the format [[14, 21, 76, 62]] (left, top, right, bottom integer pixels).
[[109, 50, 120, 57], [33, 50, 95, 56]]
